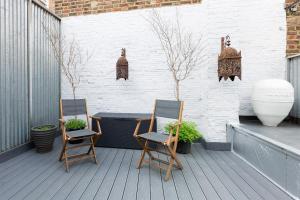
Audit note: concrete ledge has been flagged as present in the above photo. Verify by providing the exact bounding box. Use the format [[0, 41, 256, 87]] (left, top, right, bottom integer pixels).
[[229, 123, 300, 199], [197, 138, 231, 151], [0, 142, 34, 164]]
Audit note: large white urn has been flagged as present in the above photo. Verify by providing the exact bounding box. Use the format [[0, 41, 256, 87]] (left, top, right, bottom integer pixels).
[[252, 79, 294, 127]]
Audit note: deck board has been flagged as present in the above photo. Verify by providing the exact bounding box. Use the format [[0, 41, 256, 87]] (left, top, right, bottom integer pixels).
[[216, 151, 278, 200], [108, 150, 133, 200], [158, 153, 178, 200], [122, 150, 140, 200], [149, 152, 164, 200], [136, 155, 151, 200], [178, 154, 207, 200], [208, 150, 263, 200], [190, 147, 235, 200], [195, 145, 250, 200], [224, 152, 293, 200], [94, 149, 127, 200], [79, 149, 119, 200], [0, 141, 293, 200]]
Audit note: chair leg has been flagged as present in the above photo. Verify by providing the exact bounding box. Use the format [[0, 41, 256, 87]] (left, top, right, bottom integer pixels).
[[64, 151, 69, 172], [165, 158, 174, 181], [89, 137, 98, 164], [137, 148, 146, 169], [167, 145, 183, 170], [174, 156, 183, 170], [59, 141, 67, 161]]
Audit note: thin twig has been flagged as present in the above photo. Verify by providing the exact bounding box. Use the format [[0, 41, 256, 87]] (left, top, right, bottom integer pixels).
[[146, 9, 203, 100]]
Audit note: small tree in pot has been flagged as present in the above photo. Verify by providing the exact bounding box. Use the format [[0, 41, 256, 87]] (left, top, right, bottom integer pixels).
[[146, 9, 203, 101], [165, 121, 202, 154], [42, 18, 92, 144]]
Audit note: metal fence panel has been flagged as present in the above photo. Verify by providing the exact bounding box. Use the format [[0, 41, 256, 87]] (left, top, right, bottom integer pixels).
[[31, 3, 60, 128], [288, 55, 300, 119], [0, 0, 29, 152], [0, 0, 60, 153]]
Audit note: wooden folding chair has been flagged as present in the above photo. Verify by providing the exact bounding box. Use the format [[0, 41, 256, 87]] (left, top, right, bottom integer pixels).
[[133, 99, 184, 181], [59, 99, 102, 172]]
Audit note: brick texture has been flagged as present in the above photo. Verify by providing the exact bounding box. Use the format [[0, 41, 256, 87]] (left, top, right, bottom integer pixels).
[[286, 0, 300, 56], [50, 0, 201, 17]]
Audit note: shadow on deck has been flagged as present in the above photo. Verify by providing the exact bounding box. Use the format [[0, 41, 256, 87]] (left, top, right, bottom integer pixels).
[[0, 139, 293, 200]]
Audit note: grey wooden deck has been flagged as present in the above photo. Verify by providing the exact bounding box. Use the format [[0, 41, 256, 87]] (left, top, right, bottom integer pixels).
[[0, 141, 293, 200]]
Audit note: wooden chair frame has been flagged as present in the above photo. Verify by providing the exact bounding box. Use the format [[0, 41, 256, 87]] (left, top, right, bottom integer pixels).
[[133, 100, 184, 181], [59, 99, 102, 172]]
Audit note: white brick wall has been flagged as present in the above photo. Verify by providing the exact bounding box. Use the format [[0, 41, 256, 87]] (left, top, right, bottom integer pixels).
[[61, 0, 286, 142]]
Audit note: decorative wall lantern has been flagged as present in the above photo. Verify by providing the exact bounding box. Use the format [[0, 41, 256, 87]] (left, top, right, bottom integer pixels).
[[218, 36, 241, 81], [116, 48, 128, 80]]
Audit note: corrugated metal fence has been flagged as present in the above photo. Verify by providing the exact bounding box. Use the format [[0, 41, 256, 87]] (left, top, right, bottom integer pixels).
[[0, 0, 61, 153], [287, 54, 300, 120]]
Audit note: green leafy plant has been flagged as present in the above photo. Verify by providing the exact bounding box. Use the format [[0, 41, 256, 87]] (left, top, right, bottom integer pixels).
[[32, 125, 56, 131], [65, 119, 86, 131], [165, 121, 202, 143]]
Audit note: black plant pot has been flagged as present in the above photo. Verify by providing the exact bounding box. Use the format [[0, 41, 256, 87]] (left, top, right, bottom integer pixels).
[[31, 125, 57, 153], [176, 141, 191, 154], [67, 128, 84, 144]]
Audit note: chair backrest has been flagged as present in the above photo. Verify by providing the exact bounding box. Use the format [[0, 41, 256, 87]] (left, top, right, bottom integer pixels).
[[60, 99, 87, 117], [154, 100, 183, 120]]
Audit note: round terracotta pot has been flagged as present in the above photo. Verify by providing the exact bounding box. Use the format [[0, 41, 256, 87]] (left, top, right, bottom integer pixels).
[[31, 125, 57, 153]]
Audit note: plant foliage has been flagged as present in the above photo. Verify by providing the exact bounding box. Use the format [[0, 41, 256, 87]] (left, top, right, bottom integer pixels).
[[32, 125, 55, 131], [65, 119, 86, 131], [165, 121, 202, 143]]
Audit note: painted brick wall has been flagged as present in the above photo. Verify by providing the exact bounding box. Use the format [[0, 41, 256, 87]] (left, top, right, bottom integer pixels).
[[205, 0, 286, 141], [62, 1, 286, 142], [51, 0, 200, 17]]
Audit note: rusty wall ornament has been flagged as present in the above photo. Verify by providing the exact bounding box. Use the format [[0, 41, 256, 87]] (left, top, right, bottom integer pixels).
[[218, 36, 241, 81], [116, 48, 128, 80]]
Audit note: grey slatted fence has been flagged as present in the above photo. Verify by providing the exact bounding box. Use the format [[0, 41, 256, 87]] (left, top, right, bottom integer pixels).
[[0, 0, 61, 153], [31, 2, 60, 127], [287, 54, 300, 120]]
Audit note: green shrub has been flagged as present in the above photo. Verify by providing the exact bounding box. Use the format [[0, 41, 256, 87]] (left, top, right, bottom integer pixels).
[[165, 121, 202, 143], [32, 125, 55, 131], [65, 119, 86, 131]]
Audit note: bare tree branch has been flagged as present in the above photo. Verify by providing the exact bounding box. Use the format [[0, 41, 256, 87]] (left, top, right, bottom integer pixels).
[[146, 9, 203, 100], [41, 18, 92, 100]]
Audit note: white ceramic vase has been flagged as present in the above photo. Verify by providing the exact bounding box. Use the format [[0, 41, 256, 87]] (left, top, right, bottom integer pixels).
[[251, 79, 294, 127]]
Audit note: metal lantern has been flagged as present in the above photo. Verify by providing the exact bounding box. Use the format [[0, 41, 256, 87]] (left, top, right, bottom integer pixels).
[[218, 36, 241, 81], [116, 48, 128, 80]]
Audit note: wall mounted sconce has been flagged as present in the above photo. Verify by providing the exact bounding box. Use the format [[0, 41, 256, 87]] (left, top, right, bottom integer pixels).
[[116, 48, 128, 80], [218, 36, 242, 81]]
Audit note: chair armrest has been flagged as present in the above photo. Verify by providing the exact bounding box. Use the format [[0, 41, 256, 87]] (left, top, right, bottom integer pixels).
[[168, 122, 182, 132], [89, 116, 102, 134], [59, 119, 66, 124], [133, 120, 142, 137], [166, 122, 182, 145], [89, 115, 101, 121]]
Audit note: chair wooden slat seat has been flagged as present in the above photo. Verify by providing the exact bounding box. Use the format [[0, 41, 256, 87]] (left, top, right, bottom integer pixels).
[[67, 129, 97, 138], [138, 132, 169, 143], [133, 99, 184, 181]]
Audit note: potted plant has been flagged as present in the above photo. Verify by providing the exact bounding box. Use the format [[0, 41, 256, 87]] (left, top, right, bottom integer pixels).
[[31, 124, 57, 153], [165, 121, 202, 154], [65, 119, 87, 144]]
